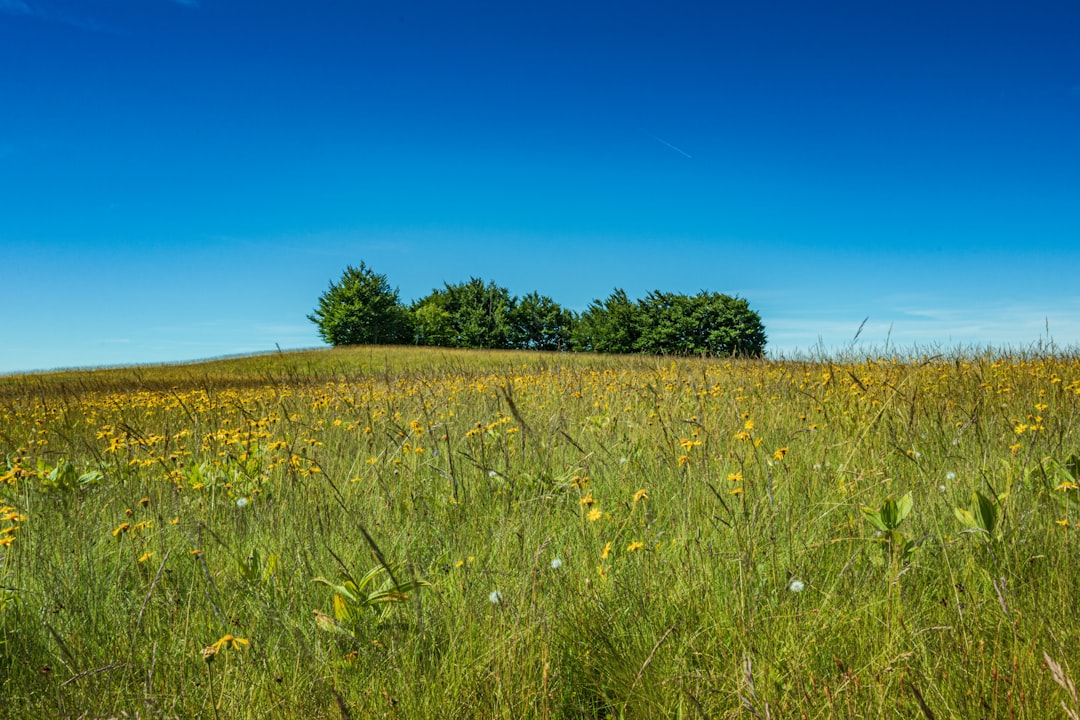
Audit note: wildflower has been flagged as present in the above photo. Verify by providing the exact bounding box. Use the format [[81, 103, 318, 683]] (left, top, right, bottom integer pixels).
[[550, 557, 563, 570], [773, 447, 789, 462], [633, 488, 649, 503], [1056, 519, 1070, 528], [138, 552, 155, 563], [727, 471, 743, 482], [202, 634, 249, 661], [626, 541, 644, 553], [945, 472, 956, 481], [789, 579, 805, 593], [488, 590, 503, 605], [679, 438, 702, 451], [236, 497, 249, 508], [587, 508, 603, 522], [112, 522, 131, 538], [733, 431, 751, 443], [677, 455, 691, 468], [579, 492, 595, 507], [601, 541, 612, 560]]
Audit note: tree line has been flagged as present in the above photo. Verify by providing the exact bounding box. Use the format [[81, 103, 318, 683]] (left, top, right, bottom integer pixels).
[[308, 262, 767, 356]]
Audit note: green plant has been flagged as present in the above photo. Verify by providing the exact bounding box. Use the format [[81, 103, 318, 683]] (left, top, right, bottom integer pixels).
[[308, 262, 413, 345], [36, 458, 102, 495], [860, 492, 919, 563], [312, 563, 430, 634]]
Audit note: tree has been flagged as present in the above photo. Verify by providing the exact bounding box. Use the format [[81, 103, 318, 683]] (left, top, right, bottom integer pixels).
[[693, 292, 766, 356], [411, 278, 516, 349], [509, 292, 574, 351], [636, 291, 766, 356], [571, 289, 642, 353], [308, 263, 412, 346]]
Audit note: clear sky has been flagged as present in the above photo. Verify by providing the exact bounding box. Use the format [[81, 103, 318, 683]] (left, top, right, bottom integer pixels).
[[3, 0, 1079, 373]]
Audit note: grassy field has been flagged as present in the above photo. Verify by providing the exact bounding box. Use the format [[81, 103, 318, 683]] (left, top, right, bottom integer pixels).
[[1, 346, 1079, 719]]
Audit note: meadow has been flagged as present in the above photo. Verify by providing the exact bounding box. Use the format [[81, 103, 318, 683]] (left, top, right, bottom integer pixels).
[[1, 346, 1078, 719]]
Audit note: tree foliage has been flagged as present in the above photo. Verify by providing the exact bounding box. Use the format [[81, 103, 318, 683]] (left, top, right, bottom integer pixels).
[[412, 278, 516, 349], [510, 292, 574, 351], [636, 291, 767, 356], [570, 289, 642, 353], [311, 263, 766, 356], [307, 263, 412, 346]]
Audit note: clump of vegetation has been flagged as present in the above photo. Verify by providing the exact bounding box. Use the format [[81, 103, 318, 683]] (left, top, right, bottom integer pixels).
[[0, 346, 1078, 718], [309, 262, 766, 356]]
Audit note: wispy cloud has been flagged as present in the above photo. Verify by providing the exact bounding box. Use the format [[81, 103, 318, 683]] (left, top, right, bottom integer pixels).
[[766, 297, 1080, 356], [0, 0, 33, 16], [0, 0, 117, 32]]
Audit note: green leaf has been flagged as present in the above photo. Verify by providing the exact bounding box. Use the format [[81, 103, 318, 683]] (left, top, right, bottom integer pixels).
[[954, 507, 976, 528], [859, 505, 888, 532], [972, 491, 998, 536], [895, 493, 913, 524]]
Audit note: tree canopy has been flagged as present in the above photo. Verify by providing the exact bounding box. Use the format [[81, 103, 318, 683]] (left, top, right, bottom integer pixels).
[[307, 263, 412, 346], [310, 264, 767, 356]]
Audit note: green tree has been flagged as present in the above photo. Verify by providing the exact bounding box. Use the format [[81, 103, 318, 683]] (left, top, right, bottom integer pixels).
[[635, 291, 699, 355], [509, 292, 574, 351], [308, 263, 412, 346], [571, 288, 642, 353], [412, 278, 515, 349], [693, 292, 767, 356]]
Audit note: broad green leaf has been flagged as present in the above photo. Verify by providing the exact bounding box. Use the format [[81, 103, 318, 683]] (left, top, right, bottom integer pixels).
[[859, 506, 888, 532], [896, 493, 913, 524], [972, 491, 998, 536]]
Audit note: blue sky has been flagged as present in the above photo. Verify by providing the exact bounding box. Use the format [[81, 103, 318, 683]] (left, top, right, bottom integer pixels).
[[2, 0, 1078, 373]]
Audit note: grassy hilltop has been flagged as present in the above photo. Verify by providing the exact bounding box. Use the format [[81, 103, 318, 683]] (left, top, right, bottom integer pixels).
[[1, 346, 1079, 718]]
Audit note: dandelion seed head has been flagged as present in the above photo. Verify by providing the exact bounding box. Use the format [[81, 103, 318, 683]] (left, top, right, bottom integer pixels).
[[236, 497, 249, 508], [488, 470, 497, 478], [789, 579, 805, 593], [488, 590, 503, 605], [550, 557, 563, 570], [945, 472, 956, 481]]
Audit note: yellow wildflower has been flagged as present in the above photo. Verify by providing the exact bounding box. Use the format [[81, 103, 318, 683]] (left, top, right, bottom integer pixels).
[[633, 488, 649, 503], [626, 541, 644, 553]]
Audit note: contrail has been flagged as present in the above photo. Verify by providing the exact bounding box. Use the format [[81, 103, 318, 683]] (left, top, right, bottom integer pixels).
[[641, 129, 693, 158]]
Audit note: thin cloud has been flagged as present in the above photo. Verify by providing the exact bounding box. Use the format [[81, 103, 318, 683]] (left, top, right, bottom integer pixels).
[[0, 0, 33, 16], [0, 0, 117, 32]]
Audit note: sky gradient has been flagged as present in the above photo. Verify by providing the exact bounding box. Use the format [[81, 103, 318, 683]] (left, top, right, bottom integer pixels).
[[3, 0, 1079, 373]]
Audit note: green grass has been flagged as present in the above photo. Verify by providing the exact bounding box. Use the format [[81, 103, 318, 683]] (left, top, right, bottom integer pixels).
[[1, 346, 1079, 718]]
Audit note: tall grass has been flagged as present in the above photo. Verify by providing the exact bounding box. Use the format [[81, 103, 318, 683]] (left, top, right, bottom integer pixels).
[[1, 346, 1078, 718]]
